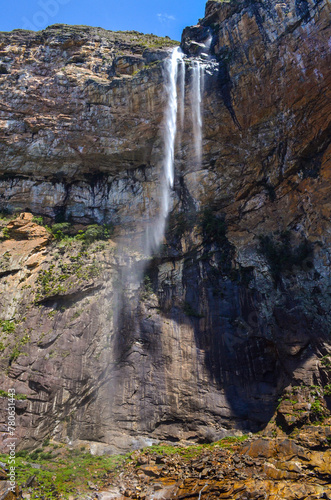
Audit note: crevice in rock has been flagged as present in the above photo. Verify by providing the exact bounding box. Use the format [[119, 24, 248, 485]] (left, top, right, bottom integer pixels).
[[36, 283, 103, 308], [295, 0, 311, 23], [0, 64, 9, 75], [0, 268, 20, 278], [77, 389, 98, 409], [28, 380, 51, 394], [248, 0, 271, 44], [217, 58, 241, 130], [298, 123, 331, 179]]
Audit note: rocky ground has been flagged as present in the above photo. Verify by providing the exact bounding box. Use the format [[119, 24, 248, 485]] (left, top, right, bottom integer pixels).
[[0, 424, 330, 499], [102, 427, 331, 500], [0, 0, 330, 465]]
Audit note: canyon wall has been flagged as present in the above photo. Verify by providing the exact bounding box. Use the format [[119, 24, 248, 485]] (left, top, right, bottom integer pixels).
[[0, 0, 330, 452]]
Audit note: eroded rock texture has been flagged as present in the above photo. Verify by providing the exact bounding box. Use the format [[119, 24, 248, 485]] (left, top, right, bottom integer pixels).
[[0, 0, 330, 453], [98, 427, 331, 500]]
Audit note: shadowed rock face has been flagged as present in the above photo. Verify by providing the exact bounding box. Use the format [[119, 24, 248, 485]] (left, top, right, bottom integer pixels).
[[0, 0, 330, 453]]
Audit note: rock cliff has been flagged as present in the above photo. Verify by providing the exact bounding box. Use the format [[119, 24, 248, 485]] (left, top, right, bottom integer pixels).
[[0, 0, 330, 454]]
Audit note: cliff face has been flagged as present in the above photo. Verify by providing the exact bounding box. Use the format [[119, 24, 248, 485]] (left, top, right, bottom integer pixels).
[[0, 0, 330, 453], [0, 25, 177, 225]]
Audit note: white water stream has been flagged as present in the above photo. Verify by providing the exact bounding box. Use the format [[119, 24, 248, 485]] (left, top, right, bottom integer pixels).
[[191, 60, 204, 167], [145, 47, 184, 253], [179, 57, 186, 133], [145, 48, 205, 254], [163, 47, 183, 208], [113, 48, 207, 360]]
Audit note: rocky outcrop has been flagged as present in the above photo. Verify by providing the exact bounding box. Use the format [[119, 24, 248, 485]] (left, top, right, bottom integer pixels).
[[96, 426, 331, 500], [12, 425, 331, 499], [0, 0, 330, 453], [0, 25, 176, 223]]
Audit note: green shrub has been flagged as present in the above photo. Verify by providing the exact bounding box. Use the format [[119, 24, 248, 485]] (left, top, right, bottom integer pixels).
[[83, 224, 112, 243], [0, 227, 10, 240], [29, 448, 43, 461], [51, 222, 72, 240], [321, 356, 331, 371], [200, 208, 227, 245], [50, 222, 114, 243], [0, 390, 27, 399], [16, 393, 27, 400], [16, 450, 29, 458], [32, 216, 44, 225], [9, 346, 21, 363], [0, 320, 15, 333], [310, 400, 326, 421], [258, 231, 313, 282], [141, 275, 153, 300], [38, 451, 53, 460], [323, 384, 331, 397], [183, 302, 204, 318]]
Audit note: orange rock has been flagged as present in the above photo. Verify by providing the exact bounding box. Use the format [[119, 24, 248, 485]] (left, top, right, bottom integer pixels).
[[6, 213, 51, 242]]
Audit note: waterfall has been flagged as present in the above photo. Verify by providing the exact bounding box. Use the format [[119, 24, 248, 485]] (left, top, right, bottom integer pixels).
[[179, 57, 186, 133], [145, 47, 184, 253], [113, 49, 206, 388], [191, 60, 204, 167], [162, 47, 183, 205], [145, 49, 206, 253], [176, 56, 186, 156]]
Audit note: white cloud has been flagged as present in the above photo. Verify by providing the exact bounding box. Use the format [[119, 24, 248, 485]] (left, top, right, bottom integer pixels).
[[157, 13, 176, 24]]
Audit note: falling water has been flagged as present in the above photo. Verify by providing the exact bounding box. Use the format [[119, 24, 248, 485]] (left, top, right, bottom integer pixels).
[[111, 49, 207, 426], [162, 47, 183, 206], [178, 57, 186, 132], [145, 47, 184, 253], [114, 48, 184, 345], [191, 61, 204, 167], [176, 56, 186, 156], [146, 50, 205, 252]]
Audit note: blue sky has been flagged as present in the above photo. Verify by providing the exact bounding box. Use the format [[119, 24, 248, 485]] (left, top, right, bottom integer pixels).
[[1, 0, 206, 41]]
